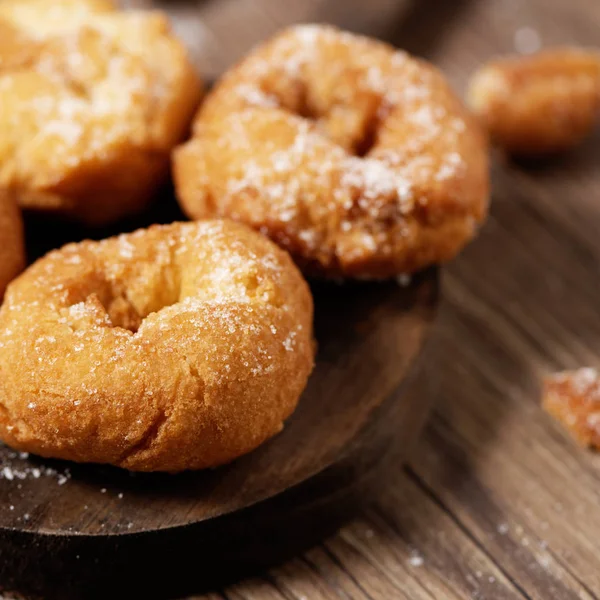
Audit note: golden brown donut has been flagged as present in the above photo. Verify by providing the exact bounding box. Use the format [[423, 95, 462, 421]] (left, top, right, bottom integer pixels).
[[174, 25, 489, 279], [468, 48, 600, 156], [0, 0, 202, 226], [0, 190, 25, 299], [0, 220, 314, 472], [543, 368, 600, 448]]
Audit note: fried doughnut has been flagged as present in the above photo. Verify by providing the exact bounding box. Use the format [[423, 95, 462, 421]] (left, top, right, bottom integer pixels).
[[0, 220, 314, 472], [468, 48, 600, 156], [543, 368, 600, 448], [0, 191, 25, 299], [174, 25, 489, 279], [0, 0, 202, 226]]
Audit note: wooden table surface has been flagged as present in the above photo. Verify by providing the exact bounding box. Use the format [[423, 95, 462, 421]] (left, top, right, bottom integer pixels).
[[140, 0, 599, 598]]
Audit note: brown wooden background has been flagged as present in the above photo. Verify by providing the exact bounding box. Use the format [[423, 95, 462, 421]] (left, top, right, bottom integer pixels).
[[131, 0, 600, 598]]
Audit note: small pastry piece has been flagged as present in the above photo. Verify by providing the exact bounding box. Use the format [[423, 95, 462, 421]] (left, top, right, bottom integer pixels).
[[0, 190, 25, 299], [174, 24, 489, 280], [0, 220, 314, 472], [543, 368, 600, 448], [468, 48, 600, 156], [0, 0, 202, 226]]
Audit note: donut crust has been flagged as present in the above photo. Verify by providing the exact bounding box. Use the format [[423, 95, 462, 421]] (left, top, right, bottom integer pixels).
[[0, 220, 314, 472], [0, 190, 25, 299], [0, 0, 202, 226], [174, 25, 489, 279], [468, 48, 600, 155]]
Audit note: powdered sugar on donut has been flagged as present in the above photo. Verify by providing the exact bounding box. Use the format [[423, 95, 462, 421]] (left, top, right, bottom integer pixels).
[[0, 0, 202, 225], [175, 24, 489, 278], [0, 220, 314, 472]]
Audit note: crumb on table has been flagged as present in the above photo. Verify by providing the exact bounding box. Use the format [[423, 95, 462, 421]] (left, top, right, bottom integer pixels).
[[543, 368, 600, 447]]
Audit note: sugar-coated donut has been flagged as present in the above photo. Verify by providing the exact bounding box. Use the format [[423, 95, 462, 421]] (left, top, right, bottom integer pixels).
[[0, 220, 314, 472], [174, 25, 489, 279], [0, 0, 202, 226], [468, 48, 600, 156], [0, 191, 25, 299]]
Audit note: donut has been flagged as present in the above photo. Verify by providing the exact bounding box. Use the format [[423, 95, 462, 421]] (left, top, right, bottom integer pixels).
[[0, 220, 314, 472], [0, 191, 25, 299], [174, 25, 489, 279], [0, 0, 202, 226], [543, 368, 600, 448], [468, 48, 600, 156]]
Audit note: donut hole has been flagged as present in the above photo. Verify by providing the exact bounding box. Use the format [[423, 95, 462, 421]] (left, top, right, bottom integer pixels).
[[353, 115, 380, 157], [259, 76, 384, 157], [258, 76, 319, 122], [101, 294, 143, 333], [64, 265, 182, 334], [68, 290, 143, 333], [99, 275, 181, 333], [320, 101, 384, 157]]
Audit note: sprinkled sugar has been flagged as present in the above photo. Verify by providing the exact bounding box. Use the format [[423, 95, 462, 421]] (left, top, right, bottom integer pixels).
[[0, 5, 190, 185], [0, 449, 71, 486], [198, 24, 471, 272]]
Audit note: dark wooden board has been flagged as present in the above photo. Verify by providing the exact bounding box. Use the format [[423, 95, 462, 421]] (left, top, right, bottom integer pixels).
[[0, 190, 438, 598]]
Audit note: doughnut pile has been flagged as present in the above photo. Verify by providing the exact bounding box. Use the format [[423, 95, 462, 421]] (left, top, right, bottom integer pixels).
[[0, 191, 25, 299], [0, 221, 314, 472], [468, 48, 600, 156], [175, 25, 489, 279], [0, 0, 202, 226]]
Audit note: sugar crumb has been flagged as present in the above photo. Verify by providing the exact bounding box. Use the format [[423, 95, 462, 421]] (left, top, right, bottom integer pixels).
[[497, 523, 509, 535], [408, 552, 424, 567]]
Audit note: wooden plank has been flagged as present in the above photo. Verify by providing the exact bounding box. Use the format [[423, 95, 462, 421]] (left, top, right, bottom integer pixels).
[[270, 558, 352, 600], [345, 474, 526, 600], [216, 471, 532, 600], [224, 579, 290, 600]]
